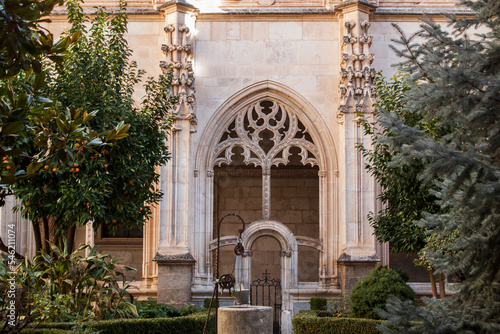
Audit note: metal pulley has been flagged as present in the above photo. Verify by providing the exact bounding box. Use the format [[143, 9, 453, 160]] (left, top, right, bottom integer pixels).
[[234, 237, 244, 256]]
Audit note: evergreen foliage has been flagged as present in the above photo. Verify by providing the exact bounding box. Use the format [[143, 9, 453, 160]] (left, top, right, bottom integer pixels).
[[13, 0, 175, 253], [292, 311, 383, 334], [350, 266, 415, 320], [136, 298, 181, 319], [374, 0, 500, 332], [26, 313, 217, 334], [309, 297, 328, 311], [0, 0, 112, 213], [0, 241, 137, 332], [359, 71, 443, 255]]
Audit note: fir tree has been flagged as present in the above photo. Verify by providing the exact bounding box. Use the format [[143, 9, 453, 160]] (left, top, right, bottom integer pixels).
[[375, 0, 500, 332]]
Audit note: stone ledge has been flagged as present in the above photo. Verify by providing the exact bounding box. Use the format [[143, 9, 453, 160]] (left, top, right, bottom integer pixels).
[[199, 8, 335, 15], [51, 7, 160, 15], [337, 252, 380, 263], [157, 0, 197, 10], [153, 252, 196, 263], [334, 0, 377, 11], [374, 7, 475, 15]]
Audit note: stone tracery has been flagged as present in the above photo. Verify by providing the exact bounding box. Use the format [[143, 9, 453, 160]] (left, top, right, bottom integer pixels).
[[212, 99, 320, 220], [213, 100, 319, 171]]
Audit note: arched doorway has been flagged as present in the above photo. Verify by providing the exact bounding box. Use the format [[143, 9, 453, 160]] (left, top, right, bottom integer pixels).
[[239, 220, 297, 334], [197, 81, 339, 333], [251, 235, 282, 333], [211, 97, 322, 281]]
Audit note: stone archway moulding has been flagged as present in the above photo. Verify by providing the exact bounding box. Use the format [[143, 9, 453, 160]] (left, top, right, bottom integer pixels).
[[195, 79, 338, 171], [237, 220, 297, 315], [191, 80, 340, 292]]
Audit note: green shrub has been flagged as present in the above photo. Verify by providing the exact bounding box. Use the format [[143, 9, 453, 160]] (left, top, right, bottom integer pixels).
[[330, 294, 351, 318], [316, 311, 333, 317], [293, 311, 382, 334], [136, 298, 181, 318], [179, 302, 201, 316], [309, 297, 327, 311], [29, 312, 216, 334], [20, 329, 70, 334], [392, 268, 410, 282], [204, 298, 218, 310], [0, 240, 137, 326], [350, 265, 415, 319]]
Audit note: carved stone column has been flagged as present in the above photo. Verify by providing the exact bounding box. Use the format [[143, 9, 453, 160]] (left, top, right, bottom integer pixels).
[[153, 0, 197, 308], [335, 0, 380, 293], [0, 196, 35, 258], [143, 178, 160, 286], [85, 221, 94, 257]]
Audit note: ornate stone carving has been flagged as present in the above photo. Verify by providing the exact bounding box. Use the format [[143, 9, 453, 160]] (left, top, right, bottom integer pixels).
[[339, 20, 375, 115], [212, 99, 320, 220], [258, 0, 275, 6], [161, 24, 196, 121], [213, 100, 319, 170], [215, 169, 319, 178]]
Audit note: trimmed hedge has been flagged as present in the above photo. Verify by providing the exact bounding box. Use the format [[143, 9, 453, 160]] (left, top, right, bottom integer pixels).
[[27, 323, 75, 330], [20, 329, 70, 334], [27, 312, 215, 334], [293, 311, 383, 334], [309, 297, 327, 311]]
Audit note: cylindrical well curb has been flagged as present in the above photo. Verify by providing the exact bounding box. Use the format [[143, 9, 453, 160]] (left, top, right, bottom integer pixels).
[[218, 305, 273, 334]]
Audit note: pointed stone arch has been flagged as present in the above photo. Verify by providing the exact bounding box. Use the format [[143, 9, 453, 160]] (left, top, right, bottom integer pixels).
[[191, 80, 340, 300], [196, 80, 337, 172]]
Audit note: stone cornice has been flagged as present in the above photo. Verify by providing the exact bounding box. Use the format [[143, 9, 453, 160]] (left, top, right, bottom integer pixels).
[[156, 0, 197, 12], [50, 7, 160, 15], [334, 0, 377, 12], [49, 4, 473, 17], [374, 7, 475, 15], [196, 8, 335, 15]]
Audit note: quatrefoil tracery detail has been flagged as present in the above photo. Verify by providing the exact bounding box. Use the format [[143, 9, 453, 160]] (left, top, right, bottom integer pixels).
[[213, 100, 319, 171]]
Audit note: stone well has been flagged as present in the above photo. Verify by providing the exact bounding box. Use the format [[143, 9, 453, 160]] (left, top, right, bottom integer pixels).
[[217, 305, 273, 334]]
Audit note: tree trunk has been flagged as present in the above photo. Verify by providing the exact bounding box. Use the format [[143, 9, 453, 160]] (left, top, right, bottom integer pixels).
[[32, 220, 42, 255], [0, 237, 25, 259], [42, 216, 51, 255], [438, 273, 446, 298], [429, 269, 438, 298], [65, 225, 76, 253]]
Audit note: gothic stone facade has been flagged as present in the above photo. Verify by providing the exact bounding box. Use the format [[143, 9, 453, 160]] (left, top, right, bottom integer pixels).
[[0, 0, 470, 332]]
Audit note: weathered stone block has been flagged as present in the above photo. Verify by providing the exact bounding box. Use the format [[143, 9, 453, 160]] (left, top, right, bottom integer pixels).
[[337, 253, 380, 295], [154, 252, 195, 309], [269, 21, 302, 40], [265, 40, 296, 65], [218, 305, 273, 334]]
